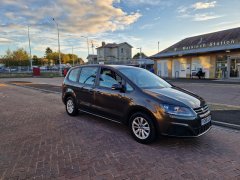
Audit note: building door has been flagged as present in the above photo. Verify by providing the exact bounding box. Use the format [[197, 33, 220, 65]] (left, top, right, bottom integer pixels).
[[180, 63, 187, 78], [157, 60, 168, 77], [172, 60, 180, 78], [230, 58, 240, 78]]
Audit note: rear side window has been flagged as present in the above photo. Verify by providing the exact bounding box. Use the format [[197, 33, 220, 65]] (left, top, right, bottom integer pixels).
[[79, 67, 98, 85], [68, 68, 80, 82]]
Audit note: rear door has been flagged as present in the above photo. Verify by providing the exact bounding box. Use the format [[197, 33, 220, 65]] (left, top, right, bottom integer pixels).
[[76, 66, 99, 112]]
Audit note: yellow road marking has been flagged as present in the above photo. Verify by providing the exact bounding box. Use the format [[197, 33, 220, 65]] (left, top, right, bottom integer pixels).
[[12, 82, 32, 85], [0, 83, 7, 87]]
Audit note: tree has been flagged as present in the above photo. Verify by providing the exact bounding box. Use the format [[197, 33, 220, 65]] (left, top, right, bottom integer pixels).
[[133, 52, 148, 59], [12, 48, 29, 66], [45, 47, 53, 55], [32, 55, 42, 66]]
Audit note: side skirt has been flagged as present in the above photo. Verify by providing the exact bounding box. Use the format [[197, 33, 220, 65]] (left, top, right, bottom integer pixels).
[[79, 109, 122, 124]]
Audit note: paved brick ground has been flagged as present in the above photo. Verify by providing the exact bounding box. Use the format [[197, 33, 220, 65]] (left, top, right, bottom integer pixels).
[[0, 84, 240, 179]]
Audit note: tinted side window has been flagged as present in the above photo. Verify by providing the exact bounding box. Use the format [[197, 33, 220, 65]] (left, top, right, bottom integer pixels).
[[99, 68, 122, 88], [79, 67, 98, 85], [68, 68, 80, 82]]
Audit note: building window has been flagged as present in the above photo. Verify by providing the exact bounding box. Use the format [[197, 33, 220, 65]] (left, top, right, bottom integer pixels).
[[121, 48, 123, 53]]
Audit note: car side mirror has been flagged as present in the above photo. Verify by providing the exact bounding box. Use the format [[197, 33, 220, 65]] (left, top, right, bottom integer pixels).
[[111, 84, 123, 91]]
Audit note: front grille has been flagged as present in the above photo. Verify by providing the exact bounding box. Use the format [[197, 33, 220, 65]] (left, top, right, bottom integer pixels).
[[193, 104, 210, 118]]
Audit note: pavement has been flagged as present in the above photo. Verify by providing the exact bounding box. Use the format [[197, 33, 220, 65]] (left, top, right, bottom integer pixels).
[[0, 83, 240, 179]]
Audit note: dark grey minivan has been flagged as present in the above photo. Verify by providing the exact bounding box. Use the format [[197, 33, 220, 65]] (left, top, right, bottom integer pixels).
[[62, 65, 211, 143]]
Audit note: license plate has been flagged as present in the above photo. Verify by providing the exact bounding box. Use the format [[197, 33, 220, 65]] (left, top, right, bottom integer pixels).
[[201, 115, 211, 126]]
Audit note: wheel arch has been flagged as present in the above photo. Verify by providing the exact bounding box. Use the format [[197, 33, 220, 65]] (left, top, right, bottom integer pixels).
[[125, 106, 160, 132], [63, 89, 77, 105]]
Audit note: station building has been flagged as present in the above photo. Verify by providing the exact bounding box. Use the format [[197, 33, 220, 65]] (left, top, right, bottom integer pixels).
[[151, 27, 240, 79]]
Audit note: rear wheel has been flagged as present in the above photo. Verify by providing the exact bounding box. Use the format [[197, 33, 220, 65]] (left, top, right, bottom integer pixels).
[[66, 97, 78, 116], [129, 112, 157, 144]]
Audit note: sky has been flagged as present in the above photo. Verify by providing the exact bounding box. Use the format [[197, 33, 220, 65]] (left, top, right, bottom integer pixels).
[[0, 0, 240, 62]]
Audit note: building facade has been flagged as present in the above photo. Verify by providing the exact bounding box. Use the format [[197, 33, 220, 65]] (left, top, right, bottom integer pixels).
[[96, 42, 132, 63], [151, 27, 240, 79], [86, 54, 97, 64]]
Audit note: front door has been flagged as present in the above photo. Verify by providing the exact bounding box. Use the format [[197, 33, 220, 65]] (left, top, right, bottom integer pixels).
[[94, 67, 129, 121], [157, 60, 168, 77], [172, 60, 180, 78], [230, 58, 240, 78]]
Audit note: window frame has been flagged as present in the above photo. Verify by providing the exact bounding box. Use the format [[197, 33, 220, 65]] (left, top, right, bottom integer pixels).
[[96, 67, 125, 90], [67, 67, 81, 82], [78, 66, 99, 87]]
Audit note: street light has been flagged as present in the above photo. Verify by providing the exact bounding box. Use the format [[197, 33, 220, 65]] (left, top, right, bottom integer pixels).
[[81, 36, 90, 56], [52, 18, 62, 76], [27, 26, 32, 70], [137, 47, 142, 68], [137, 47, 142, 59]]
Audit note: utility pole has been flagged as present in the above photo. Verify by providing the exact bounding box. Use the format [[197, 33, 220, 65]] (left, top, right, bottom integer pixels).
[[53, 18, 62, 76], [158, 41, 160, 52], [91, 40, 94, 55], [28, 26, 32, 70], [81, 36, 90, 56]]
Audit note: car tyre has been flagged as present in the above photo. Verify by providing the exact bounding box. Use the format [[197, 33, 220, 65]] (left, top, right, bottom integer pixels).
[[66, 97, 78, 116], [129, 112, 156, 144]]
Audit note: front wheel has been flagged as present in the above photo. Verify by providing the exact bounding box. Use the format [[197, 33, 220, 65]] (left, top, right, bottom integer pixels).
[[65, 97, 78, 116], [130, 112, 157, 144]]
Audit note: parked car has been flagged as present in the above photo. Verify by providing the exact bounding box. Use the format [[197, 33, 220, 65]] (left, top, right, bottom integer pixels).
[[62, 65, 211, 144]]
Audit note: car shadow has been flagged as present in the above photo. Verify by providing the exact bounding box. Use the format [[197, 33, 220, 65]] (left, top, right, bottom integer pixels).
[[69, 112, 212, 148]]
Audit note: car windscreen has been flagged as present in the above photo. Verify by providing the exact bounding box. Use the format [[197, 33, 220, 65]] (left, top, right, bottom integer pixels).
[[119, 67, 172, 89]]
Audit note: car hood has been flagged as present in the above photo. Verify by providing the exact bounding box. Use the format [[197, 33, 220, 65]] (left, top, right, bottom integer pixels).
[[143, 87, 205, 109]]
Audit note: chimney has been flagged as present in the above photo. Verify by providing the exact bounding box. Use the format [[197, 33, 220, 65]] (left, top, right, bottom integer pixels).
[[102, 41, 105, 46]]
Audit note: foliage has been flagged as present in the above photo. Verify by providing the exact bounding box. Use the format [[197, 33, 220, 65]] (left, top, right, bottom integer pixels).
[[133, 52, 148, 59], [1, 48, 30, 66], [1, 47, 84, 67], [45, 47, 53, 55]]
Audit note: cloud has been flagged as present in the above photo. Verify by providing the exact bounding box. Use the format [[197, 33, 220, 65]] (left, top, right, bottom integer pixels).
[[0, 0, 141, 35], [0, 0, 142, 58], [122, 0, 173, 7], [154, 16, 161, 21], [193, 13, 222, 21], [0, 38, 12, 43], [192, 1, 217, 10], [177, 1, 221, 21]]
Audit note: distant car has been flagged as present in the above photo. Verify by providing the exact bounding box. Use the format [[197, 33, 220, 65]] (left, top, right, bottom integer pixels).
[[40, 66, 47, 70], [62, 65, 211, 144]]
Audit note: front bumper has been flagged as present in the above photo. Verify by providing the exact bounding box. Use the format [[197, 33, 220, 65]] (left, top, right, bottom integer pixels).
[[158, 114, 212, 137]]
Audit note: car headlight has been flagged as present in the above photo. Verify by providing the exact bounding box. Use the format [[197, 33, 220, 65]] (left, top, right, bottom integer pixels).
[[161, 104, 196, 117]]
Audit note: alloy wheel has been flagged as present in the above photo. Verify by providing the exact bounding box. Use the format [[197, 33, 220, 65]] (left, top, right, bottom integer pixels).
[[132, 117, 150, 140], [66, 99, 74, 114]]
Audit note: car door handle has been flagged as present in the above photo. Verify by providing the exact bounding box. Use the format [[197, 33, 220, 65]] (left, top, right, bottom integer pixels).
[[96, 91, 101, 94], [88, 89, 94, 94]]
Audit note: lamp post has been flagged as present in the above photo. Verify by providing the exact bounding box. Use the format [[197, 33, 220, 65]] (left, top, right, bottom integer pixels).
[[81, 36, 90, 56], [52, 18, 62, 76], [27, 26, 32, 70], [137, 47, 142, 59], [137, 47, 142, 67]]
